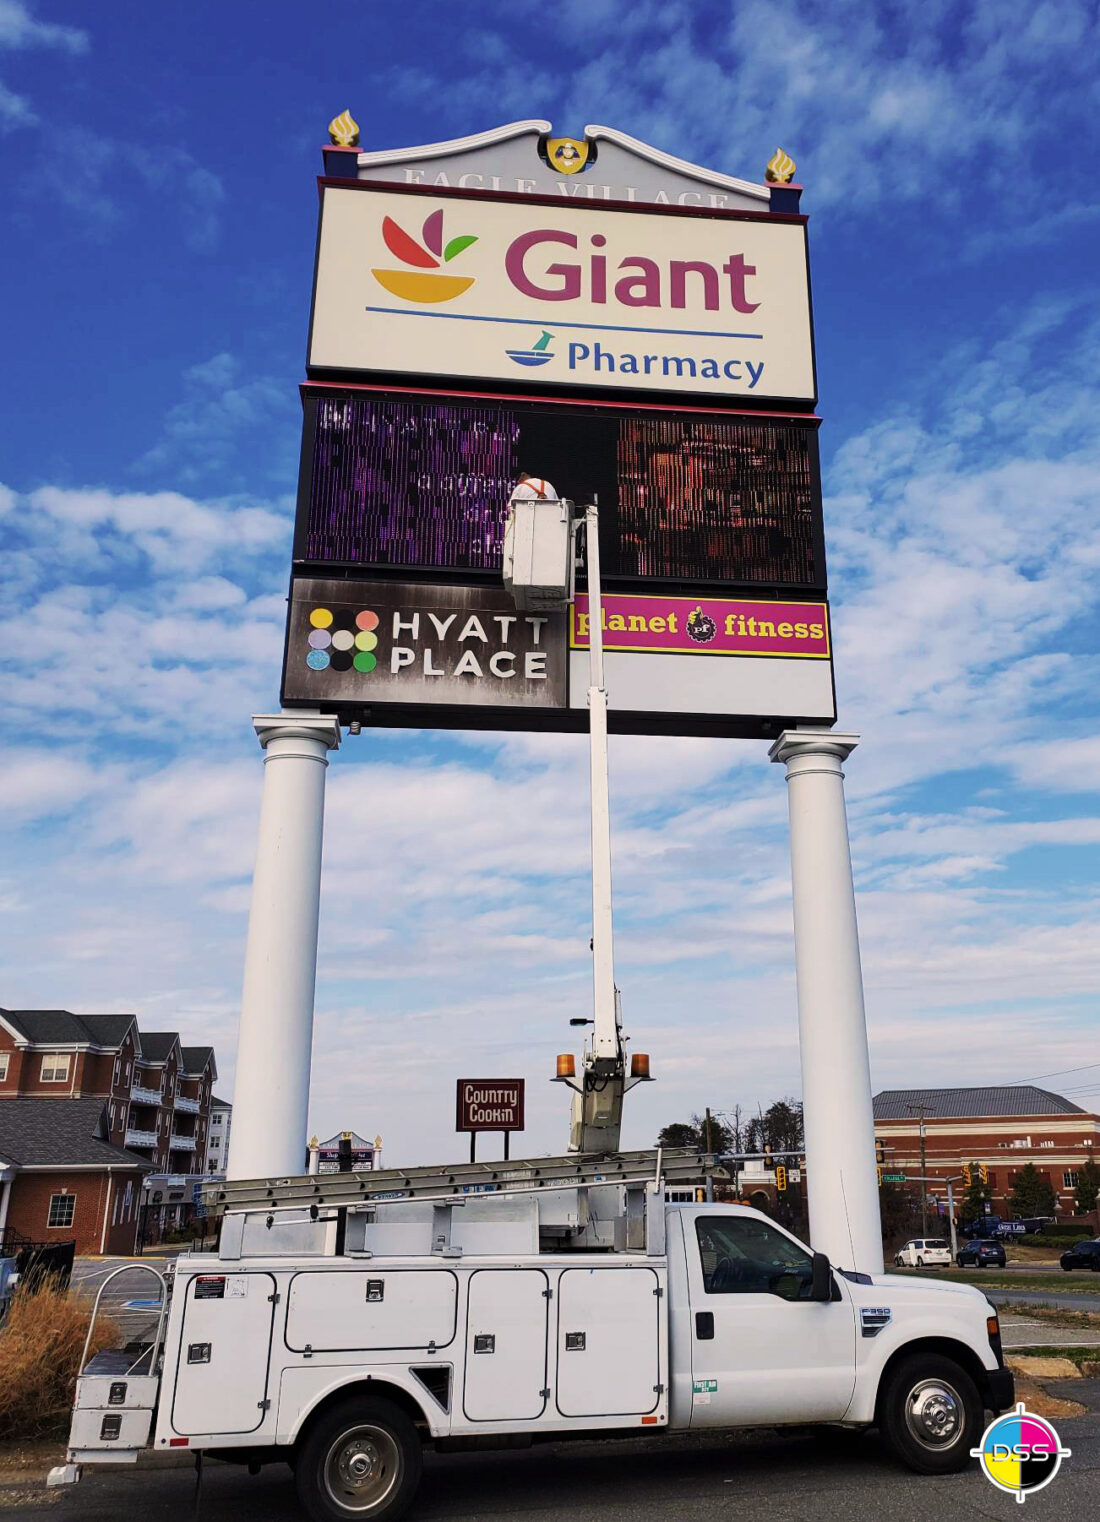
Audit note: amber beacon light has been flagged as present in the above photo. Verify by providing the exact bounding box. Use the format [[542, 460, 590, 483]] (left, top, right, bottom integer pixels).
[[630, 1053, 651, 1079], [556, 1053, 576, 1079]]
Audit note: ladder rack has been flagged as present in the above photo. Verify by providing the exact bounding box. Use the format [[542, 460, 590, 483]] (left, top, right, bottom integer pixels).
[[206, 1147, 720, 1216]]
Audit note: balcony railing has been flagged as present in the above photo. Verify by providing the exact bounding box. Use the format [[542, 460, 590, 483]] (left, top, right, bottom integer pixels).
[[125, 1127, 158, 1148], [168, 1132, 195, 1150], [130, 1084, 162, 1106], [174, 1094, 200, 1114]]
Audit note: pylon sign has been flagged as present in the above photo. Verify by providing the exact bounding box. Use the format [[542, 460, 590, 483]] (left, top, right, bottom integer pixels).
[[284, 122, 833, 741]]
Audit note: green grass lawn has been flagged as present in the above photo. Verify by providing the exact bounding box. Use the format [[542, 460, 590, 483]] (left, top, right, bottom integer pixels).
[[888, 1267, 1100, 1294]]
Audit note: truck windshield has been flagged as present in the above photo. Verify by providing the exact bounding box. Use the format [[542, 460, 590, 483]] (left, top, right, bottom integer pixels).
[[695, 1216, 814, 1299]]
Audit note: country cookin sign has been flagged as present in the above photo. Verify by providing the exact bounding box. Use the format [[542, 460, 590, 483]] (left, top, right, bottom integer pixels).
[[456, 1079, 525, 1133]]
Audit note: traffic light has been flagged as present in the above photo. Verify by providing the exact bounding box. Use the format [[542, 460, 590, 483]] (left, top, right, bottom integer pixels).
[[775, 1165, 788, 1192], [963, 1164, 972, 1185], [877, 1166, 884, 1187], [763, 1147, 774, 1171], [875, 1138, 886, 1165], [979, 1164, 988, 1185]]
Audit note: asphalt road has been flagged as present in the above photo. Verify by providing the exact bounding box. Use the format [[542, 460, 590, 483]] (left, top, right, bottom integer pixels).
[[11, 1394, 1099, 1522]]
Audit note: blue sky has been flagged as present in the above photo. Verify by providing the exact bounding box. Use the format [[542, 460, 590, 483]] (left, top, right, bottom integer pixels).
[[2, 0, 1098, 1163]]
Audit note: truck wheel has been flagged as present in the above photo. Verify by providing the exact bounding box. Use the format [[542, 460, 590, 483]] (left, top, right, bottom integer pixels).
[[879, 1353, 983, 1475], [295, 1397, 422, 1521]]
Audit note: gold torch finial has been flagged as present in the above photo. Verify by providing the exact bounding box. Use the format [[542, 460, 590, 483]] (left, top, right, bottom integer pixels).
[[765, 147, 796, 184], [328, 109, 360, 148]]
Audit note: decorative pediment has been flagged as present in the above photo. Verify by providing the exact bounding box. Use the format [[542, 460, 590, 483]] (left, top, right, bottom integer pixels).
[[324, 119, 787, 213]]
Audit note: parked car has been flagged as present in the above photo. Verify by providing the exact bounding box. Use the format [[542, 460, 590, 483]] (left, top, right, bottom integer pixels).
[[962, 1215, 1004, 1238], [893, 1237, 952, 1268], [1060, 1239, 1100, 1272], [956, 1238, 1007, 1269]]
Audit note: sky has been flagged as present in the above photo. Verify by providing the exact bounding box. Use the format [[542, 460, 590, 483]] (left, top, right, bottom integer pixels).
[[1, 0, 1098, 1168]]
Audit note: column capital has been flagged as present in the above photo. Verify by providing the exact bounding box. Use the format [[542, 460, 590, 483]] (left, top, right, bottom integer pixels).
[[768, 728, 860, 767], [252, 713, 342, 752]]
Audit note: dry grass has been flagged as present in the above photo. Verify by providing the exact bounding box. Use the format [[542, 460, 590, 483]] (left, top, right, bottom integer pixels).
[[0, 1277, 119, 1441]]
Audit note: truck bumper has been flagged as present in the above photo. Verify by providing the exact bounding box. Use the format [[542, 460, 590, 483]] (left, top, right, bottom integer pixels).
[[985, 1368, 1015, 1413]]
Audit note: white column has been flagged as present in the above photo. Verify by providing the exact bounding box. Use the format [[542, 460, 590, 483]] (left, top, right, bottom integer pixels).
[[769, 729, 883, 1274], [227, 715, 341, 1181]]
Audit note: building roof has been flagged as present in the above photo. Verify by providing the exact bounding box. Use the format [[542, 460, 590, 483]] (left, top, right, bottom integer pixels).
[[210, 1096, 232, 1112], [137, 1032, 180, 1064], [873, 1086, 1086, 1120], [0, 1009, 136, 1048], [77, 1014, 137, 1047], [181, 1045, 215, 1077], [0, 1098, 153, 1170]]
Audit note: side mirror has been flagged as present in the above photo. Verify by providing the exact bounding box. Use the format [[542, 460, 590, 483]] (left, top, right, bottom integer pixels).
[[810, 1251, 833, 1302]]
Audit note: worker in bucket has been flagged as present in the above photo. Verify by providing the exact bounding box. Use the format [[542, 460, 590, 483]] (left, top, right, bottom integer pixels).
[[509, 469, 558, 503]]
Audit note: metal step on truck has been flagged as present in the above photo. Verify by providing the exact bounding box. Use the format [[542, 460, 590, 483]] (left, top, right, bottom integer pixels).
[[56, 1145, 1014, 1521]]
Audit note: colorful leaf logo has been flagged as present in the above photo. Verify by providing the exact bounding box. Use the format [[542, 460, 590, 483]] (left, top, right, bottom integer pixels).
[[373, 210, 479, 304], [381, 213, 478, 268]]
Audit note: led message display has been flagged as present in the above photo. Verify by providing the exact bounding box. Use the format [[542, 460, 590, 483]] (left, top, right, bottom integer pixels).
[[296, 390, 824, 592]]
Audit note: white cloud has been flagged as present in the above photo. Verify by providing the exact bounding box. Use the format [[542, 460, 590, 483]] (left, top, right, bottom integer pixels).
[[384, 0, 1100, 231], [0, 1, 87, 53]]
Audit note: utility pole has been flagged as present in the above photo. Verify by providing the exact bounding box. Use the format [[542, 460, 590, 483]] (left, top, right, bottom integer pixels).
[[704, 1108, 715, 1202], [946, 1178, 958, 1260], [907, 1102, 934, 1238]]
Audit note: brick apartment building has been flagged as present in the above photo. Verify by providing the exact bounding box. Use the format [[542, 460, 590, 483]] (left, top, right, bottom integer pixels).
[[0, 1099, 151, 1256], [0, 1009, 219, 1254], [873, 1085, 1100, 1222]]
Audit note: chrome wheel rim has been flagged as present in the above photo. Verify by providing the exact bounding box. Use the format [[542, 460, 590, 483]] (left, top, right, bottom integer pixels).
[[323, 1424, 402, 1514], [903, 1378, 964, 1450]]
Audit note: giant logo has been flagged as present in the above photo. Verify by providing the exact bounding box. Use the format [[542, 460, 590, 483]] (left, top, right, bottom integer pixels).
[[371, 210, 479, 303]]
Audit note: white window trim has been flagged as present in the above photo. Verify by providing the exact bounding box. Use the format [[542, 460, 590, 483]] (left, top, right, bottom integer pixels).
[[48, 1193, 76, 1228], [41, 1053, 71, 1083], [1063, 1170, 1080, 1189], [0, 1052, 9, 1081]]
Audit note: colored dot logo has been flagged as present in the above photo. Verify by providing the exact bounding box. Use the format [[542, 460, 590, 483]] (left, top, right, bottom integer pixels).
[[972, 1403, 1070, 1502], [305, 608, 379, 675]]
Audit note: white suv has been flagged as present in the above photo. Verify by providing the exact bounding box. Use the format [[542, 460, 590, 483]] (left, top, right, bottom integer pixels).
[[894, 1237, 952, 1269]]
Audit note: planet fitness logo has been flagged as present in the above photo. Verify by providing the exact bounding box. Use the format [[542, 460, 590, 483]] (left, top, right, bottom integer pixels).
[[306, 607, 379, 674], [685, 606, 717, 643], [972, 1403, 1070, 1502], [371, 210, 478, 304]]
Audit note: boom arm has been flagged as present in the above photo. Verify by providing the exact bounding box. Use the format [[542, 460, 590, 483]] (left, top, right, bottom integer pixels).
[[565, 506, 650, 1152]]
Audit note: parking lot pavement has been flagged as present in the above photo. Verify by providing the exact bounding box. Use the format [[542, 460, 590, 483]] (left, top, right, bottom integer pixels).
[[1001, 1316, 1100, 1348], [986, 1286, 1100, 1313], [69, 1257, 173, 1344], [4, 1411, 1098, 1522]]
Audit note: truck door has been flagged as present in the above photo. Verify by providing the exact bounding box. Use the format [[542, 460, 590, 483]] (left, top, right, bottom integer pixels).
[[684, 1213, 855, 1427], [556, 1266, 663, 1418], [171, 1272, 276, 1437], [463, 1268, 549, 1421]]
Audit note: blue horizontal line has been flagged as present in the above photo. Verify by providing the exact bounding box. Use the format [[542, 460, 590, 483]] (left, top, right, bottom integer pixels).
[[365, 307, 763, 341]]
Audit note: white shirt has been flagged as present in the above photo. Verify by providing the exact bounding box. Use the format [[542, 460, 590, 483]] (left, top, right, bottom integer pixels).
[[509, 476, 558, 502]]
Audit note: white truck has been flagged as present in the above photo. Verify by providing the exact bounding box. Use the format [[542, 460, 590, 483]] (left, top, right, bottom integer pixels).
[[59, 1147, 1013, 1521]]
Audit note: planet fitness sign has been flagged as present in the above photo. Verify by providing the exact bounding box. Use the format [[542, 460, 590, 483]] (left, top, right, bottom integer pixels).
[[308, 184, 814, 402], [570, 593, 829, 659]]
